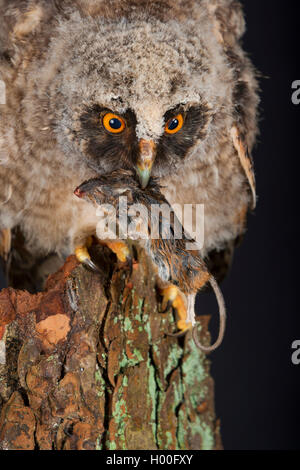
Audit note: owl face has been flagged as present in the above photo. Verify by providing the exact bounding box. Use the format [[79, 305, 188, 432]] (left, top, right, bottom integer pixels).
[[77, 102, 210, 187], [48, 12, 232, 186]]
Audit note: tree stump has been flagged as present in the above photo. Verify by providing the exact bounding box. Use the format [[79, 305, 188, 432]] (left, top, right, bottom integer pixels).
[[0, 245, 222, 450]]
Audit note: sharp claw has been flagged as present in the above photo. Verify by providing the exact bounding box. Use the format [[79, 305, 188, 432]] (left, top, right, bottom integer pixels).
[[83, 258, 101, 273], [75, 240, 100, 273]]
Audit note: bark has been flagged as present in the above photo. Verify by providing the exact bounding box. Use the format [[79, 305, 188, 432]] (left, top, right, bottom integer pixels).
[[0, 244, 222, 450]]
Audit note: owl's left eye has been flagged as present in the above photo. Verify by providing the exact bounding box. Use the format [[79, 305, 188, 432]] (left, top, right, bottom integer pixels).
[[102, 112, 126, 134], [165, 114, 184, 135]]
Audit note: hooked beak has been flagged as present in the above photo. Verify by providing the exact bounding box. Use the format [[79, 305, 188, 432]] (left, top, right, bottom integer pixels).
[[135, 139, 156, 188]]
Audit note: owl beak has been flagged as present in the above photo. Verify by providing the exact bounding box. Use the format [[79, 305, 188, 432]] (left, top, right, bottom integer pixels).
[[136, 139, 156, 188]]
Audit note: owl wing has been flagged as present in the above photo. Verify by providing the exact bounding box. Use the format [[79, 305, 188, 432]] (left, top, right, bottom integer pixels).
[[206, 125, 257, 283], [206, 127, 256, 284], [231, 125, 256, 210], [204, 0, 257, 280]]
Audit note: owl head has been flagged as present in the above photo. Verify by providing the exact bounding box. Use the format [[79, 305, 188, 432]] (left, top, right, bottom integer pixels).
[[26, 0, 245, 188], [3, 0, 256, 203]]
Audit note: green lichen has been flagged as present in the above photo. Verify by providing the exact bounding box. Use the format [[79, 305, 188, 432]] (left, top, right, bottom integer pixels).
[[119, 349, 143, 370], [192, 418, 215, 450], [114, 313, 123, 324], [124, 317, 133, 332], [177, 409, 186, 449], [147, 358, 158, 443], [163, 343, 183, 380], [156, 377, 184, 449], [96, 434, 105, 450], [144, 317, 152, 343], [95, 367, 106, 397], [107, 375, 130, 450], [182, 337, 207, 395], [133, 348, 143, 362], [172, 377, 183, 412], [165, 431, 173, 448], [107, 440, 117, 450], [46, 355, 56, 362], [156, 376, 163, 391], [95, 368, 102, 383], [134, 298, 144, 321], [119, 352, 129, 369]]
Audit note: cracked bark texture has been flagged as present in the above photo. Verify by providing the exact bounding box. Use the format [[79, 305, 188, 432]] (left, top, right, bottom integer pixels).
[[0, 245, 222, 450]]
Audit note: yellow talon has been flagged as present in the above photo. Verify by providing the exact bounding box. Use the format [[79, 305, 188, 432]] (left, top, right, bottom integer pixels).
[[105, 240, 130, 263], [75, 236, 93, 263], [75, 237, 129, 270], [75, 237, 99, 271], [75, 245, 91, 264]]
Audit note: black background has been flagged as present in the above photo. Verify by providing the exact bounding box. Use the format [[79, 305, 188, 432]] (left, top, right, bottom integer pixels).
[[1, 0, 299, 451], [197, 0, 300, 450]]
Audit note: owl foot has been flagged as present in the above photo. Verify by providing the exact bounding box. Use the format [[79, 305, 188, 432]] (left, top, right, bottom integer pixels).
[[75, 237, 100, 272], [159, 285, 192, 335], [104, 240, 131, 264], [75, 238, 131, 272]]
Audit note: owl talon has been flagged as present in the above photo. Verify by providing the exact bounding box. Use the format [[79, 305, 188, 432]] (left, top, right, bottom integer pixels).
[[105, 240, 130, 263], [75, 238, 100, 273], [83, 258, 101, 273]]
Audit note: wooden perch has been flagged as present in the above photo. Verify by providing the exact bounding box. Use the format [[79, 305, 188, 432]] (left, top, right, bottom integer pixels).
[[0, 245, 222, 450]]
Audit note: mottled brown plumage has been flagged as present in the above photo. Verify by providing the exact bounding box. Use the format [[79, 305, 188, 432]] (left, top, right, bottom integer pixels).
[[0, 0, 258, 290]]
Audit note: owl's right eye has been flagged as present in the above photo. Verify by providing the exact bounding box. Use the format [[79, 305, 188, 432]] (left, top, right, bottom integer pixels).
[[165, 114, 184, 135], [102, 112, 126, 134]]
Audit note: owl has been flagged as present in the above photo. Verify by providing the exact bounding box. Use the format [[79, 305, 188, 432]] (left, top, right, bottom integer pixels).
[[0, 0, 258, 292]]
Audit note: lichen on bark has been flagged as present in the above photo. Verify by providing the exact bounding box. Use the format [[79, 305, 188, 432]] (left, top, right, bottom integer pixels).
[[0, 245, 222, 450]]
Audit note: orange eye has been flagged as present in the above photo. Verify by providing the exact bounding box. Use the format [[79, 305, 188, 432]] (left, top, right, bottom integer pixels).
[[102, 112, 126, 134], [165, 114, 184, 135]]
